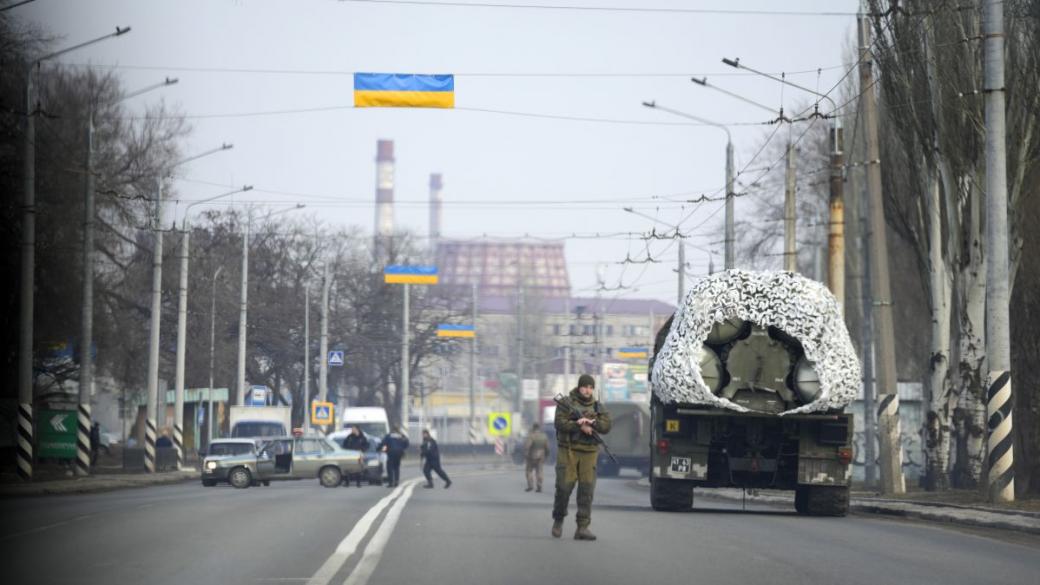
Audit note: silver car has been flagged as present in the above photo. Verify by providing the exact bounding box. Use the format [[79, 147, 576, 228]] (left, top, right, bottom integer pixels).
[[202, 436, 364, 489]]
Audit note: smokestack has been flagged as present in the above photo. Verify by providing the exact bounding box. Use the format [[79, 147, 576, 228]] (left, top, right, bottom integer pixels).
[[429, 173, 443, 249], [374, 139, 395, 262]]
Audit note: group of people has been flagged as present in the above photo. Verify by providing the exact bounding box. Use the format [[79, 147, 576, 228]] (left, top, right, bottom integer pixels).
[[338, 425, 451, 490]]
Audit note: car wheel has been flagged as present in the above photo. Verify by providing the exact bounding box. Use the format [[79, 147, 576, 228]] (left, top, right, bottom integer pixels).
[[319, 466, 343, 488], [201, 479, 216, 487], [229, 467, 252, 489]]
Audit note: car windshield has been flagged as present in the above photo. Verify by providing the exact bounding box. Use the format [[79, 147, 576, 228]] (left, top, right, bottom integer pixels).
[[232, 422, 285, 438], [345, 423, 387, 437], [208, 443, 255, 456]]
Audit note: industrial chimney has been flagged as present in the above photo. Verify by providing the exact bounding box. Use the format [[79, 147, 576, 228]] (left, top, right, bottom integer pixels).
[[429, 173, 443, 250], [374, 140, 395, 262]]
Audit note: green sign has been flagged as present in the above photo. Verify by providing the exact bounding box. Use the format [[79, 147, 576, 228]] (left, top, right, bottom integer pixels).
[[38, 409, 77, 459]]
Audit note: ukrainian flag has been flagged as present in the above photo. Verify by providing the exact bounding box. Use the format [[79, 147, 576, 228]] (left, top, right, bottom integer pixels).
[[437, 324, 476, 338], [617, 347, 649, 359], [354, 73, 454, 108], [384, 265, 439, 285]]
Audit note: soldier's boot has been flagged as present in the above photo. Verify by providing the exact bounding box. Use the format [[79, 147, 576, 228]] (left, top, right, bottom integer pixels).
[[574, 526, 597, 541], [551, 518, 564, 538]]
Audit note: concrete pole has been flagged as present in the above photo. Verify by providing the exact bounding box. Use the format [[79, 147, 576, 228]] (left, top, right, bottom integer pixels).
[[144, 175, 164, 473], [982, 0, 1014, 503], [564, 296, 572, 392], [208, 266, 222, 446], [469, 282, 477, 426], [724, 141, 736, 270], [173, 223, 189, 469], [828, 125, 846, 314], [17, 68, 36, 482], [400, 283, 410, 429], [76, 109, 96, 477], [304, 283, 310, 432], [859, 14, 905, 495], [236, 216, 249, 407], [677, 239, 686, 304], [319, 264, 329, 405], [784, 143, 797, 272]]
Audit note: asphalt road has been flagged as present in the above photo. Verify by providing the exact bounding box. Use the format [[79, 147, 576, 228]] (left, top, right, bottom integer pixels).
[[3, 462, 1039, 585]]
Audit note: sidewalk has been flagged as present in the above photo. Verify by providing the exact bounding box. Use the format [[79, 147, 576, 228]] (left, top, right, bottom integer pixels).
[[634, 478, 1040, 535], [0, 469, 200, 498]]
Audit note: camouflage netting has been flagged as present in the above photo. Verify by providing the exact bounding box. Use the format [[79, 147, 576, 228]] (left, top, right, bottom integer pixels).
[[651, 270, 861, 415]]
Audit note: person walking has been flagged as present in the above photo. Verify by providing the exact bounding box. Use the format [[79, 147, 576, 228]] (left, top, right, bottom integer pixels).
[[420, 429, 452, 489], [524, 422, 550, 492], [552, 374, 611, 541], [342, 425, 370, 487], [380, 426, 410, 488]]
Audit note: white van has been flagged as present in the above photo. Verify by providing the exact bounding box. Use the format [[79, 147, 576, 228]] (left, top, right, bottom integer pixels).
[[340, 407, 390, 438]]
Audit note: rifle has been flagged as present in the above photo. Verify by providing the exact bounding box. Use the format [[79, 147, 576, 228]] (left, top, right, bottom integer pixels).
[[553, 394, 618, 465]]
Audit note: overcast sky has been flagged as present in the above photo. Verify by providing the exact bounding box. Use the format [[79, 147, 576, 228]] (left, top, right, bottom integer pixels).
[[25, 0, 861, 304]]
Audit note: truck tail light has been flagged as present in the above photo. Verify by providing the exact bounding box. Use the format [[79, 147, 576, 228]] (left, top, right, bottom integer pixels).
[[837, 447, 853, 465], [656, 439, 670, 455]]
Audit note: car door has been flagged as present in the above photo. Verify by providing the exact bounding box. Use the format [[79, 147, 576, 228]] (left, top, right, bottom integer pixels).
[[292, 438, 327, 478]]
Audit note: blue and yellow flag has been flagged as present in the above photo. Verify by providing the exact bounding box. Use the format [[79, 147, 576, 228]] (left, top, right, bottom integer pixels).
[[384, 265, 439, 285], [437, 324, 475, 338], [354, 73, 454, 108], [617, 347, 649, 360]]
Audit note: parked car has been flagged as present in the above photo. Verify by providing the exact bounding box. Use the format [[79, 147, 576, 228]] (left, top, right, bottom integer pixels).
[[202, 436, 365, 489], [201, 438, 265, 487], [327, 430, 384, 485]]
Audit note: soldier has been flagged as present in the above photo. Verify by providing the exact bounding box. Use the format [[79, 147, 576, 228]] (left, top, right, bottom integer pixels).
[[524, 422, 550, 492], [552, 374, 611, 541]]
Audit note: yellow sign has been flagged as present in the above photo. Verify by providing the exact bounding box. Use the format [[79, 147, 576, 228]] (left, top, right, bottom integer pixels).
[[665, 419, 680, 433], [487, 412, 512, 437], [311, 401, 335, 426]]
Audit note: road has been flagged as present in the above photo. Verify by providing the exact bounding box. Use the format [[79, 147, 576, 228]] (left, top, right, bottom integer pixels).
[[3, 462, 1038, 585]]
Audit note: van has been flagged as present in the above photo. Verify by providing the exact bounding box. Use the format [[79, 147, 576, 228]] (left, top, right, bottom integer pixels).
[[340, 407, 390, 439]]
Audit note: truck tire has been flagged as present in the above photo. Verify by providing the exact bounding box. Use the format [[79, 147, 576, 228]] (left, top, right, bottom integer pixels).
[[650, 477, 693, 511], [319, 466, 343, 488], [805, 485, 849, 516], [229, 467, 252, 489]]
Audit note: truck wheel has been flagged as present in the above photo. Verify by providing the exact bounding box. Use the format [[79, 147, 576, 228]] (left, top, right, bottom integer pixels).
[[229, 467, 252, 489], [805, 485, 849, 516], [650, 477, 693, 511], [794, 486, 809, 514], [319, 466, 343, 488]]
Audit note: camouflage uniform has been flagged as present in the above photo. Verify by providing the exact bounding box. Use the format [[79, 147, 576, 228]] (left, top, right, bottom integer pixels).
[[524, 428, 550, 491], [552, 388, 611, 533]]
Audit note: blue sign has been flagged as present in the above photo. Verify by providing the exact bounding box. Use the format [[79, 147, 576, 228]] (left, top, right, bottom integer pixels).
[[249, 385, 268, 406], [493, 417, 507, 430], [328, 351, 344, 367], [315, 405, 330, 420]]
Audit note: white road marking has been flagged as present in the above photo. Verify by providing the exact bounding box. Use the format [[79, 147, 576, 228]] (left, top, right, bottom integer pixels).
[[0, 514, 95, 541], [306, 479, 420, 585], [341, 480, 419, 585]]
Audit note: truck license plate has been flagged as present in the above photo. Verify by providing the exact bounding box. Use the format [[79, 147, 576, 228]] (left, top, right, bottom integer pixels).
[[670, 456, 691, 473]]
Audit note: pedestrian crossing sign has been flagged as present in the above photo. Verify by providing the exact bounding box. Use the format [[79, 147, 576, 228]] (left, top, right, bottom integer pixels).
[[487, 412, 511, 437], [311, 401, 335, 426], [328, 351, 344, 367]]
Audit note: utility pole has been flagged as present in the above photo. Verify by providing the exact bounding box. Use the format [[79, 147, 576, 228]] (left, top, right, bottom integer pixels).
[[725, 140, 735, 270], [858, 14, 905, 495], [469, 282, 477, 426], [208, 266, 222, 447], [677, 238, 686, 304], [237, 214, 249, 408], [319, 264, 330, 406], [76, 107, 96, 477], [303, 283, 310, 432], [515, 265, 525, 415], [982, 0, 1014, 503], [564, 296, 572, 393], [400, 282, 409, 429], [784, 143, 797, 272], [829, 126, 846, 314], [144, 175, 164, 473]]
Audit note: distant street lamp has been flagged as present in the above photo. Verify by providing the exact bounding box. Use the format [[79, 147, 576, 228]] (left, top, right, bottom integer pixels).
[[18, 25, 130, 482], [173, 185, 252, 468]]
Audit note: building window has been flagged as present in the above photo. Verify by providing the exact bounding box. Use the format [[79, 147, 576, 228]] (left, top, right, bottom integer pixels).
[[569, 324, 578, 336]]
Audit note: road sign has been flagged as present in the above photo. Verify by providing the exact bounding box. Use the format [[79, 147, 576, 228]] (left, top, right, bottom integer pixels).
[[38, 409, 76, 459], [521, 379, 540, 401], [311, 401, 335, 426], [384, 265, 439, 285], [487, 412, 511, 437], [328, 350, 344, 367], [249, 385, 268, 406]]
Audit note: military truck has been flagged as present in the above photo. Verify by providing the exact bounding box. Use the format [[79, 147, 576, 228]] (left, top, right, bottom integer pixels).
[[648, 270, 859, 516], [596, 401, 651, 477]]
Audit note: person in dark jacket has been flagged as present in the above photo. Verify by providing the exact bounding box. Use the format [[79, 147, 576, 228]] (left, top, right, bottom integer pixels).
[[420, 429, 452, 489], [342, 426, 370, 487], [380, 426, 410, 487]]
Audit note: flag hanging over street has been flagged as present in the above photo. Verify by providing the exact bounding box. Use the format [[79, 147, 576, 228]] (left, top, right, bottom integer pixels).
[[437, 324, 475, 338], [354, 73, 454, 108], [384, 265, 439, 284]]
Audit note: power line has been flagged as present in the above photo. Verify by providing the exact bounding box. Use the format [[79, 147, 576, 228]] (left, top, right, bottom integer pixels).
[[339, 0, 860, 17]]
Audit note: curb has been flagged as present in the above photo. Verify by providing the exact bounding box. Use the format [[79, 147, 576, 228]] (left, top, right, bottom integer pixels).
[[0, 471, 201, 498], [633, 479, 1040, 535]]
